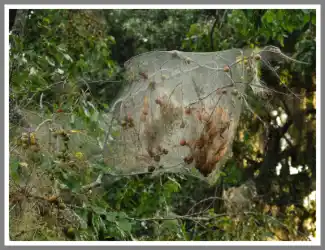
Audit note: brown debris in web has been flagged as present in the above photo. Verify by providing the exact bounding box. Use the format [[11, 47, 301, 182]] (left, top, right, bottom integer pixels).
[[182, 106, 232, 177], [136, 92, 183, 165]]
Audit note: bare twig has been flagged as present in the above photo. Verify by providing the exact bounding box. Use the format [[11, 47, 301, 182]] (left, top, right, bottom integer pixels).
[[80, 174, 103, 192], [187, 196, 225, 215], [35, 119, 52, 132], [187, 84, 234, 107], [79, 162, 204, 192], [259, 57, 302, 101]]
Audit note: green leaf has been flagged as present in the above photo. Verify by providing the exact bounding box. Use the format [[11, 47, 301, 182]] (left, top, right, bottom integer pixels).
[[91, 111, 99, 122], [66, 177, 81, 190], [91, 206, 107, 215], [277, 34, 285, 47], [57, 45, 67, 52], [244, 131, 250, 142], [220, 171, 227, 177], [262, 231, 274, 239], [117, 218, 132, 233], [106, 212, 119, 222], [263, 11, 275, 24], [311, 14, 316, 25], [43, 17, 50, 24], [181, 223, 190, 240], [86, 101, 96, 110], [83, 107, 90, 118], [107, 36, 116, 44], [14, 71, 30, 84], [167, 176, 181, 189], [70, 114, 75, 124], [163, 180, 180, 195], [10, 160, 20, 182], [63, 53, 73, 62]]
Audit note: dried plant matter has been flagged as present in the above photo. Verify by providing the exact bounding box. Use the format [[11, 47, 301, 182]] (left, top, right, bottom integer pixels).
[[223, 180, 258, 217]]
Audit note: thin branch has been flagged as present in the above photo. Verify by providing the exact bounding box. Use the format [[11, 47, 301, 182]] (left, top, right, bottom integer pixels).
[[283, 134, 294, 149], [187, 196, 225, 215], [79, 174, 103, 192], [278, 146, 299, 161], [259, 57, 302, 101], [67, 203, 227, 222], [242, 94, 268, 132], [128, 214, 225, 222], [35, 119, 52, 132], [79, 163, 191, 192], [187, 84, 234, 107]]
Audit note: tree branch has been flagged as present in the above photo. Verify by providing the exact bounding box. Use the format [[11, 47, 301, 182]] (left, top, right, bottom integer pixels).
[[278, 146, 299, 161]]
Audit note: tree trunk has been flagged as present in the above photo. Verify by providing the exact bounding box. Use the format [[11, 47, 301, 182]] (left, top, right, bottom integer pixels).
[[9, 9, 17, 31]]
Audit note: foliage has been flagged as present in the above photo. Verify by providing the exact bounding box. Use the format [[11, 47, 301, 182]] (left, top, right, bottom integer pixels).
[[9, 9, 316, 242], [10, 9, 119, 111]]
